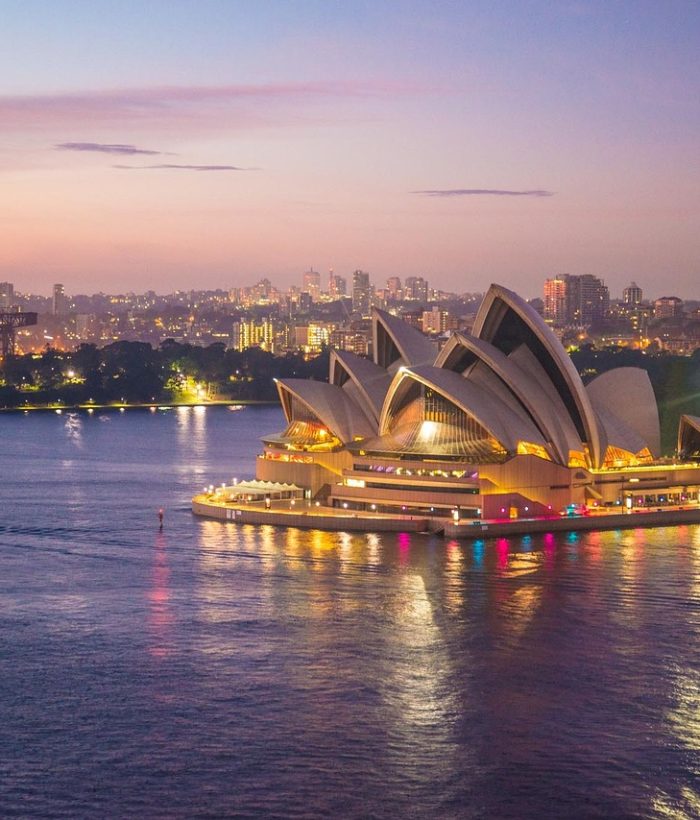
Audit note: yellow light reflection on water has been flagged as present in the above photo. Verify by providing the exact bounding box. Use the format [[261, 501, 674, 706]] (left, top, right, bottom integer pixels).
[[381, 571, 462, 766], [654, 527, 700, 817]]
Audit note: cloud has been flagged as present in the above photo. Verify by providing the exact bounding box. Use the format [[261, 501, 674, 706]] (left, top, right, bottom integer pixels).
[[1, 82, 414, 134], [55, 142, 163, 155], [413, 188, 555, 197], [114, 163, 251, 171]]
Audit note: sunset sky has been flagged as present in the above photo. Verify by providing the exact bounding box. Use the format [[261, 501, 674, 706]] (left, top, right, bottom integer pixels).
[[2, 0, 699, 297]]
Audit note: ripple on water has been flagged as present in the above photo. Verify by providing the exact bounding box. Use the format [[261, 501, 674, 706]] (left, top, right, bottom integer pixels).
[[0, 408, 699, 817]]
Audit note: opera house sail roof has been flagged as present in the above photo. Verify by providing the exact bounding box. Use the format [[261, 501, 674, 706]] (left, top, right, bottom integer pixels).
[[271, 284, 664, 471]]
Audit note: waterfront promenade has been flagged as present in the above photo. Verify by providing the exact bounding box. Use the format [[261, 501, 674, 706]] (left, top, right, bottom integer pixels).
[[0, 399, 276, 413], [192, 493, 700, 539]]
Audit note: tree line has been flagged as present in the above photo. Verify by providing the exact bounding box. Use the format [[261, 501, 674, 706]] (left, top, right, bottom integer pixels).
[[0, 341, 328, 407]]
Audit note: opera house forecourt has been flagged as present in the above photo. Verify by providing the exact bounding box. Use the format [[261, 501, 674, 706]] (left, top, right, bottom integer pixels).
[[193, 284, 700, 537]]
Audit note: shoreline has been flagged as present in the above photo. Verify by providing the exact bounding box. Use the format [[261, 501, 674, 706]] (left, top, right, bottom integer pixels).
[[192, 494, 700, 539], [0, 400, 278, 413]]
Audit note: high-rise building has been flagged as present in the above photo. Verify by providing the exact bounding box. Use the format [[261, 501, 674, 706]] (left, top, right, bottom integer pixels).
[[623, 282, 643, 305], [302, 269, 321, 301], [422, 306, 447, 335], [328, 271, 347, 298], [231, 318, 275, 352], [654, 296, 683, 319], [386, 276, 402, 300], [404, 276, 429, 302], [53, 283, 68, 316], [298, 291, 313, 314], [543, 276, 570, 325], [576, 274, 609, 325], [0, 282, 14, 309], [352, 270, 372, 316], [543, 274, 609, 326], [307, 323, 331, 353]]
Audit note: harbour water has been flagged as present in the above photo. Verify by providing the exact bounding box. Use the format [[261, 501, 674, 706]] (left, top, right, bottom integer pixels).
[[1, 406, 699, 817]]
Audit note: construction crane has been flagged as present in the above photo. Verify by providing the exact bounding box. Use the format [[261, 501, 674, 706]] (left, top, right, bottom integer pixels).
[[0, 312, 38, 358]]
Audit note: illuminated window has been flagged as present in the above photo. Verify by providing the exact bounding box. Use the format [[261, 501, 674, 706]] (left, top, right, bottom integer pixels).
[[516, 442, 551, 460]]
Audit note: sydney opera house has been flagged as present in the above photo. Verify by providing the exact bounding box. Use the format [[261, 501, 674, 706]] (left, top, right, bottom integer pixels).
[[255, 284, 700, 521]]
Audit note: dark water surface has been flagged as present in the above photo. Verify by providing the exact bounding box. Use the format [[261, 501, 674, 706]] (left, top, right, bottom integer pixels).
[[1, 407, 699, 818]]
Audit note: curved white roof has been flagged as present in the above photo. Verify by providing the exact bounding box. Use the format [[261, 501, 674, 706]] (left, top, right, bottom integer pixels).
[[329, 349, 392, 425], [436, 331, 575, 463], [379, 365, 548, 453], [372, 308, 437, 371], [507, 342, 590, 461], [472, 284, 605, 467], [593, 403, 648, 457], [587, 368, 661, 458], [276, 379, 375, 443]]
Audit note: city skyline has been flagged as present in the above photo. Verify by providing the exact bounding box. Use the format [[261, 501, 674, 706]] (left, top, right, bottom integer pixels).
[[2, 1, 700, 297]]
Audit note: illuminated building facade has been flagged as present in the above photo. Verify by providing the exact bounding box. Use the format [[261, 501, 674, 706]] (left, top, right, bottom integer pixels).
[[0, 282, 15, 309], [544, 274, 609, 326], [623, 281, 643, 305], [302, 268, 321, 301], [352, 270, 372, 316], [256, 284, 700, 520], [654, 296, 684, 319]]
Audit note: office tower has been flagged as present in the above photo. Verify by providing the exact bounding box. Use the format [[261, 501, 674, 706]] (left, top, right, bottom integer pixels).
[[623, 282, 643, 305], [543, 274, 608, 326], [576, 274, 609, 325], [328, 271, 347, 298], [404, 276, 429, 302], [298, 291, 313, 314], [352, 270, 372, 316], [386, 276, 402, 300], [0, 282, 14, 309], [302, 269, 321, 301], [53, 283, 68, 316]]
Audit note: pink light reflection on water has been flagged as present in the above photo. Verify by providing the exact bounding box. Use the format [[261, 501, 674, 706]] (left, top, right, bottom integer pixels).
[[496, 537, 509, 571], [543, 532, 556, 571], [148, 529, 173, 659], [397, 532, 411, 565]]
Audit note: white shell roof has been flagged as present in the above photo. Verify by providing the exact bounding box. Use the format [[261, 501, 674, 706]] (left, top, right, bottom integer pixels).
[[276, 378, 375, 443], [372, 308, 437, 370], [587, 368, 661, 458], [437, 331, 576, 463], [261, 283, 667, 468], [380, 365, 548, 453], [330, 349, 392, 424], [473, 283, 605, 467]]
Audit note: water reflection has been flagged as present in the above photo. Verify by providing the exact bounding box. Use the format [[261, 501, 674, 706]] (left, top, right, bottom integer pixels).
[[175, 405, 208, 465], [188, 510, 700, 816], [380, 571, 465, 778], [64, 412, 83, 447], [657, 527, 700, 815], [148, 529, 172, 659]]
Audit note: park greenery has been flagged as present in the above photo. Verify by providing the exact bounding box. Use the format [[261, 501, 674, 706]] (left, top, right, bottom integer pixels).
[[0, 340, 327, 407], [1, 340, 699, 453]]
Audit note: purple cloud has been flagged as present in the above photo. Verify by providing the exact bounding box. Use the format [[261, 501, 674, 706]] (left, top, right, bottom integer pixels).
[[55, 142, 163, 155], [114, 163, 251, 171], [413, 188, 555, 197]]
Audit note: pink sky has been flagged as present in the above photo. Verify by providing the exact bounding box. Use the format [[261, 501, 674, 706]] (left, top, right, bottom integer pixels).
[[2, 2, 699, 298]]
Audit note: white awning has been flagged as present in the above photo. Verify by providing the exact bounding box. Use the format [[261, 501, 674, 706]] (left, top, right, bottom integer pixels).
[[227, 480, 303, 496]]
